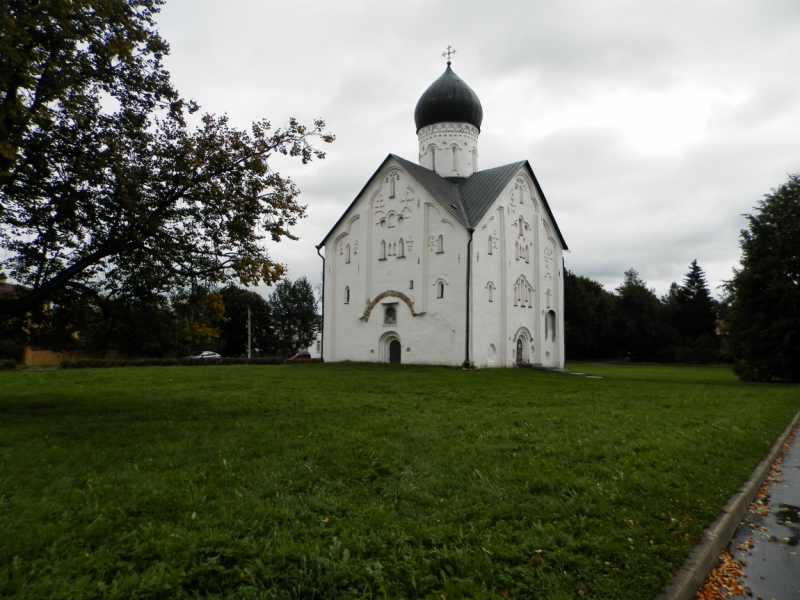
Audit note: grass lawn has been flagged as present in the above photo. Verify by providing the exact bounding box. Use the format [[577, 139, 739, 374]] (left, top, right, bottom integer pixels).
[[0, 362, 798, 599]]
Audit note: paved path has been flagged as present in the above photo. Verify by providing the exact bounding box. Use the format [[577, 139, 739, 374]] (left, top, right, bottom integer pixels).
[[729, 426, 800, 599]]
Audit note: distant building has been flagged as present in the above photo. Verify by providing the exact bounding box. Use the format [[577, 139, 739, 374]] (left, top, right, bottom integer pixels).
[[318, 60, 567, 367]]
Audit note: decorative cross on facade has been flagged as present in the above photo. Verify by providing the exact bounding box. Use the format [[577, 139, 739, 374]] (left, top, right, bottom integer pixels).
[[442, 45, 456, 65]]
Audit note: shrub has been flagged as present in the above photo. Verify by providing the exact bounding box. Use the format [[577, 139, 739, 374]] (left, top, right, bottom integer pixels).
[[60, 356, 292, 369], [0, 359, 17, 370]]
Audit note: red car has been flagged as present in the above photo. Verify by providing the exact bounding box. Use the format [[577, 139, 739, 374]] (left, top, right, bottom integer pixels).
[[286, 351, 311, 361]]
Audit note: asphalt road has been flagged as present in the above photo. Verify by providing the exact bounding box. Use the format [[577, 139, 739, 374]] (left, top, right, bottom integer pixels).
[[729, 425, 800, 599]]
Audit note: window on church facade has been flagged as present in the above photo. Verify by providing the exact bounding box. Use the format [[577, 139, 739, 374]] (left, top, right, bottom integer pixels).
[[344, 286, 350, 304], [488, 283, 494, 302], [437, 281, 444, 298], [398, 238, 404, 258], [437, 235, 443, 253], [384, 305, 397, 325], [546, 310, 556, 341], [389, 176, 395, 198], [429, 146, 436, 171], [452, 146, 457, 171], [488, 235, 492, 255], [345, 244, 350, 264], [472, 148, 478, 173], [409, 280, 413, 289], [388, 213, 396, 228], [380, 240, 386, 260]]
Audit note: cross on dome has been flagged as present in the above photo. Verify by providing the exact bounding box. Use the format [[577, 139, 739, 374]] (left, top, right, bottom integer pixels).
[[442, 45, 456, 65]]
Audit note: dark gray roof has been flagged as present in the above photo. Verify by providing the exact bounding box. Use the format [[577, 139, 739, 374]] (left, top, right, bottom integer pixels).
[[460, 161, 527, 225], [318, 155, 568, 250], [414, 65, 483, 133]]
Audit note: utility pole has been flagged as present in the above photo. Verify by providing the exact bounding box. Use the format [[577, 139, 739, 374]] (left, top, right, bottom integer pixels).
[[247, 306, 252, 358]]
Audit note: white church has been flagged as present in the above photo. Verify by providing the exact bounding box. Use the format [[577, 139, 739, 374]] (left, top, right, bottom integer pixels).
[[317, 59, 567, 368]]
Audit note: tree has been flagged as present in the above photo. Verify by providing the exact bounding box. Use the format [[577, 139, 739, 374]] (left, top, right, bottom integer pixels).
[[0, 0, 333, 318], [269, 277, 318, 356], [563, 270, 615, 360], [673, 260, 717, 343], [611, 268, 667, 361], [726, 174, 800, 382], [219, 286, 273, 356], [173, 287, 225, 355]]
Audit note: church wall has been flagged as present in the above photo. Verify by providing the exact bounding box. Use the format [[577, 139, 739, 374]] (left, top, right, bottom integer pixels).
[[470, 168, 565, 369], [322, 158, 468, 365]]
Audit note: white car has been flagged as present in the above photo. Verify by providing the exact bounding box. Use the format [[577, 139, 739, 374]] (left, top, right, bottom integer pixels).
[[187, 351, 222, 362]]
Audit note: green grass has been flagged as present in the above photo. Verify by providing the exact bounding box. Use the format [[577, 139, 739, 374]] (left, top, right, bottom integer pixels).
[[0, 363, 797, 599]]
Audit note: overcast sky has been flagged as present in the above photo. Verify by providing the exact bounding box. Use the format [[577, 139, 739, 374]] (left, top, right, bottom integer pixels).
[[155, 0, 800, 299]]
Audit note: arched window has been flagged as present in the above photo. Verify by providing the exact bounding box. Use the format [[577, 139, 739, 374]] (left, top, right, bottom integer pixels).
[[437, 235, 444, 253], [389, 176, 396, 198], [384, 305, 397, 325], [388, 213, 396, 228], [344, 286, 350, 304], [487, 235, 493, 255], [430, 146, 436, 171], [437, 281, 445, 298], [452, 146, 458, 171], [398, 239, 404, 258], [546, 310, 557, 341], [515, 242, 519, 261], [519, 217, 524, 234], [380, 240, 386, 260], [472, 148, 478, 173], [345, 244, 350, 264], [513, 285, 518, 306], [525, 245, 529, 264], [488, 283, 494, 302]]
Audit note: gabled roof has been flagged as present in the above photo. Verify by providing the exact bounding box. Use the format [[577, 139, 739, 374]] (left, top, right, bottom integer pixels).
[[318, 154, 568, 249]]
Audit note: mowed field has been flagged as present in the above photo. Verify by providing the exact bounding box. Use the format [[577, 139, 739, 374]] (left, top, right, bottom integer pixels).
[[0, 363, 798, 599]]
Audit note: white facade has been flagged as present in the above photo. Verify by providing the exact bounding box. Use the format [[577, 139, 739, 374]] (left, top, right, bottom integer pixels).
[[317, 64, 567, 368], [318, 154, 567, 368]]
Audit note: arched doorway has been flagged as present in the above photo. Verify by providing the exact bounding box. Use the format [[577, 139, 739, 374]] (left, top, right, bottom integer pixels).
[[516, 338, 524, 364], [389, 340, 401, 364]]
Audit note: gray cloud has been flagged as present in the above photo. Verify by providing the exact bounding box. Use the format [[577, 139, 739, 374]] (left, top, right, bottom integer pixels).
[[156, 0, 800, 298]]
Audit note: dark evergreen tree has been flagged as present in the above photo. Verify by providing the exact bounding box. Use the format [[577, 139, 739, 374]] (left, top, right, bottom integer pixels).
[[269, 277, 319, 356], [674, 260, 717, 342], [219, 286, 274, 356], [564, 270, 615, 360], [611, 269, 666, 361], [660, 261, 719, 363], [727, 174, 800, 382]]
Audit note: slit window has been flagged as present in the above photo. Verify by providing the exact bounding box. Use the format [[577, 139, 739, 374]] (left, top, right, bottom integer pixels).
[[380, 240, 386, 260], [437, 235, 444, 253], [398, 239, 404, 258], [345, 244, 350, 264], [344, 286, 350, 304], [437, 281, 444, 298]]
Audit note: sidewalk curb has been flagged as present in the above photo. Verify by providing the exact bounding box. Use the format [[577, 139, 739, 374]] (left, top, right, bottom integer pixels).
[[655, 409, 800, 600]]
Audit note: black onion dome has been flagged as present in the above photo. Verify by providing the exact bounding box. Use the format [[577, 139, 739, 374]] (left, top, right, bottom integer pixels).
[[414, 64, 483, 133]]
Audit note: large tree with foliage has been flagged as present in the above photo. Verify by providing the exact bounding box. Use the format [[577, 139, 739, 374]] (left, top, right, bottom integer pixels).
[[0, 0, 333, 319], [218, 286, 273, 356], [611, 268, 668, 361], [563, 270, 615, 360], [269, 277, 318, 356], [727, 174, 800, 382]]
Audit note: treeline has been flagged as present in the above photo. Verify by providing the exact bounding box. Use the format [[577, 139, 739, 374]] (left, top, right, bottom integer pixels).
[[0, 277, 318, 360], [565, 261, 721, 363]]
